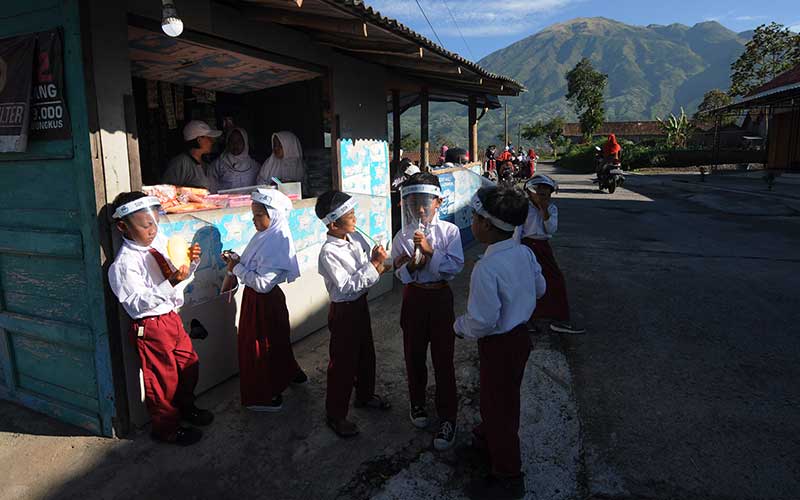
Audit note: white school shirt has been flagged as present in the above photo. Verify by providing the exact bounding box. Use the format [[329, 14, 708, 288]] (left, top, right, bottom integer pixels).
[[108, 233, 185, 319], [454, 238, 546, 340], [391, 216, 464, 284], [519, 202, 558, 240], [318, 232, 381, 303]]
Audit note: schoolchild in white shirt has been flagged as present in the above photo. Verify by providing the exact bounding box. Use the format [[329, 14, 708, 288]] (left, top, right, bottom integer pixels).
[[221, 189, 307, 413], [391, 173, 464, 450], [108, 192, 213, 446], [454, 185, 546, 500], [315, 190, 390, 438], [521, 175, 585, 335]]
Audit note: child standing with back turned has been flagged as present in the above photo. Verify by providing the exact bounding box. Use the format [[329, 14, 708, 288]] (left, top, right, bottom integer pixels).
[[454, 185, 546, 499]]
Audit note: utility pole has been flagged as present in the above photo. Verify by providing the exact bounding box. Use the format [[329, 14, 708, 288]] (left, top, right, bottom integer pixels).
[[504, 101, 509, 147]]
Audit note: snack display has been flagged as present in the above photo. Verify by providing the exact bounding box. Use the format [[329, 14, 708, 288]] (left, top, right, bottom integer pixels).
[[142, 184, 295, 214]]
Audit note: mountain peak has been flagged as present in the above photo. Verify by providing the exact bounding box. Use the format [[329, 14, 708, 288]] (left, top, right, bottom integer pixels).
[[459, 17, 747, 143]]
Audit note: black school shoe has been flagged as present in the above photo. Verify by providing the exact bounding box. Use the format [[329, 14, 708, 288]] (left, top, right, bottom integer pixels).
[[152, 426, 203, 446], [181, 406, 214, 426], [466, 474, 525, 500], [433, 420, 456, 451]]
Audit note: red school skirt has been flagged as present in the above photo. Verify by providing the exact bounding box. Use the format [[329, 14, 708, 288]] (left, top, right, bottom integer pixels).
[[522, 237, 570, 322], [238, 285, 301, 406]]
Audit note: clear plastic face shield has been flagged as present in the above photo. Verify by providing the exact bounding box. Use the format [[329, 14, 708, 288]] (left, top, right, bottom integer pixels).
[[400, 184, 442, 264], [400, 184, 442, 235], [113, 196, 164, 248]]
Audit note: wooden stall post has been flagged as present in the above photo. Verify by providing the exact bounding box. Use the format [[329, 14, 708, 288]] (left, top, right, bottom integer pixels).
[[468, 95, 478, 163], [420, 89, 430, 170], [392, 89, 401, 173]]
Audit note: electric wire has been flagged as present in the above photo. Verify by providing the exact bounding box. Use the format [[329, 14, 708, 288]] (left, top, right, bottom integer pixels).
[[439, 0, 476, 61]]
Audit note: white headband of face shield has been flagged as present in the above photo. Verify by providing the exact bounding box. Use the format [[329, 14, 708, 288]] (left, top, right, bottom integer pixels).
[[322, 197, 358, 225], [251, 189, 293, 215], [469, 193, 516, 232], [113, 196, 161, 220], [525, 175, 558, 193], [401, 184, 442, 198]]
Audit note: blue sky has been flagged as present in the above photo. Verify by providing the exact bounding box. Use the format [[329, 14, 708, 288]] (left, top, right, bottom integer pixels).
[[364, 0, 800, 61]]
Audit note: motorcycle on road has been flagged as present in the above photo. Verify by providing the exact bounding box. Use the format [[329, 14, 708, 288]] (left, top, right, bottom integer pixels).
[[594, 146, 625, 194]]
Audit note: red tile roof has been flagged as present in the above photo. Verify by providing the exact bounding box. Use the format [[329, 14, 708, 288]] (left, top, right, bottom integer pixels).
[[563, 121, 664, 137]]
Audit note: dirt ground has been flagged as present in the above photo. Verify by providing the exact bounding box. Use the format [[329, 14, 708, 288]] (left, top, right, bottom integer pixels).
[[1, 242, 579, 500]]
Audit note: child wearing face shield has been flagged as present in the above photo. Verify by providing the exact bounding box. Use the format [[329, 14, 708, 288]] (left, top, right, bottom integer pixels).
[[220, 189, 308, 412], [391, 173, 464, 450], [315, 191, 391, 438], [521, 175, 585, 335], [108, 192, 212, 446]]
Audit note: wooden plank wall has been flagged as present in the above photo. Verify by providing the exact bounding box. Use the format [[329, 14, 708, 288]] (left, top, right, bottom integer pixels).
[[0, 0, 115, 436]]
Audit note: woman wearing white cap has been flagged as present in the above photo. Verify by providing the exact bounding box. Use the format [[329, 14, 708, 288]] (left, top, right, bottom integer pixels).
[[161, 120, 222, 190]]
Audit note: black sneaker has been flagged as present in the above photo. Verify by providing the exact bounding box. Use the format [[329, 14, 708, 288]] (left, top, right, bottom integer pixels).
[[292, 369, 309, 384], [466, 474, 525, 500], [433, 420, 456, 451], [181, 406, 214, 426], [246, 394, 283, 412], [549, 322, 586, 335], [152, 426, 203, 446], [409, 406, 429, 429]]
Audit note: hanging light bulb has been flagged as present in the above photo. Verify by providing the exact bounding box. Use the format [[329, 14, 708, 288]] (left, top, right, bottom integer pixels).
[[161, 0, 184, 37]]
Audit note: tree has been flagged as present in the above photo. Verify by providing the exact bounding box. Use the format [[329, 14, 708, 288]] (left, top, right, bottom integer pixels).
[[565, 58, 608, 142], [657, 107, 691, 149], [729, 22, 800, 97], [693, 89, 735, 127], [522, 117, 569, 157], [399, 133, 419, 152]]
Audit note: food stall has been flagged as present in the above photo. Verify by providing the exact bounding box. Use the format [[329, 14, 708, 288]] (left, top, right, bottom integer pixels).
[[0, 0, 522, 436]]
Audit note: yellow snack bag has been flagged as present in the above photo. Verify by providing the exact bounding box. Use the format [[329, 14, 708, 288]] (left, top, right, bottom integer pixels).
[[167, 235, 190, 268]]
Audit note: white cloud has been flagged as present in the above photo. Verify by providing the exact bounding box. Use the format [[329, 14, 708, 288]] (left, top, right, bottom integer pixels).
[[365, 0, 580, 37], [790, 22, 800, 33], [734, 15, 767, 21]]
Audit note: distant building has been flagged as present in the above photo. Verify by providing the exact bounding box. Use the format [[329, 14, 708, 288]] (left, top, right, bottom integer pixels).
[[563, 121, 665, 144], [722, 64, 800, 170]]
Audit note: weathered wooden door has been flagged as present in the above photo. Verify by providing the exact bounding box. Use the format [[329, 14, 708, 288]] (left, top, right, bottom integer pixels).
[[0, 0, 116, 436]]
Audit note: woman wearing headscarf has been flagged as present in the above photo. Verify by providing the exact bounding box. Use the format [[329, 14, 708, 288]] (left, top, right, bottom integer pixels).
[[209, 128, 260, 192], [602, 134, 621, 163], [257, 131, 306, 184]]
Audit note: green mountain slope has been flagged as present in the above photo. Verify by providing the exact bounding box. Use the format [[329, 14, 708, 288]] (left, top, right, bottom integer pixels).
[[405, 17, 749, 147]]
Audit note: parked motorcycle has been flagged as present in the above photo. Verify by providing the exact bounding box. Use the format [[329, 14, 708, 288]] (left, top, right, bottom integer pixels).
[[594, 146, 625, 194]]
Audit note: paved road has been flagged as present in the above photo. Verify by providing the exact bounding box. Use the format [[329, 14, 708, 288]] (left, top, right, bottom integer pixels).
[[542, 165, 800, 500]]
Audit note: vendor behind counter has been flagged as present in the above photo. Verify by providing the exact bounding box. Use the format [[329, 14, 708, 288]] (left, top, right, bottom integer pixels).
[[161, 120, 222, 191]]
